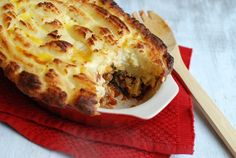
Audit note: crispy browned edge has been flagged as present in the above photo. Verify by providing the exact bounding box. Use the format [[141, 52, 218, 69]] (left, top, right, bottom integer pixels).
[[0, 0, 173, 116], [100, 0, 174, 72]]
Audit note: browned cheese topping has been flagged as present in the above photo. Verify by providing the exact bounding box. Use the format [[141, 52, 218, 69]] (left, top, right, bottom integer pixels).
[[0, 0, 173, 115]]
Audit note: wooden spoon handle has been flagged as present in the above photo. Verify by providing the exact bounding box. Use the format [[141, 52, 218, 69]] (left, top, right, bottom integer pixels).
[[174, 46, 236, 157]]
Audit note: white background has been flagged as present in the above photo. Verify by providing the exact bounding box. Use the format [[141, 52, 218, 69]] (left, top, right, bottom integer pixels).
[[0, 0, 235, 158]]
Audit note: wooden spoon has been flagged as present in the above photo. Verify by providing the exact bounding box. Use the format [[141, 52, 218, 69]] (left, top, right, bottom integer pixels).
[[132, 11, 236, 156]]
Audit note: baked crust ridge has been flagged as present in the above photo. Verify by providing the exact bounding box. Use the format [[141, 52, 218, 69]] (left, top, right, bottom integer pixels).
[[100, 0, 173, 71]]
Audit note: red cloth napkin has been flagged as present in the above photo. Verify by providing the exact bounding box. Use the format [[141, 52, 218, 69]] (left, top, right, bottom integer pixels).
[[0, 46, 194, 158]]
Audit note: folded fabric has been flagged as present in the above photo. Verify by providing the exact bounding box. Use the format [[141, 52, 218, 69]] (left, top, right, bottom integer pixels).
[[0, 46, 194, 158]]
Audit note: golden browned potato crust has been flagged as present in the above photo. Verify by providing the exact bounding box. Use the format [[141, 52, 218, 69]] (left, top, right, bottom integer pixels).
[[0, 0, 173, 115]]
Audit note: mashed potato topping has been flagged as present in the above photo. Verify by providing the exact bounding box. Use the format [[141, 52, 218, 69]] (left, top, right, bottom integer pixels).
[[0, 0, 173, 115]]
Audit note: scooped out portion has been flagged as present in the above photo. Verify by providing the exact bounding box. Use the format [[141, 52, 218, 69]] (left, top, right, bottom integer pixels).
[[98, 49, 172, 109], [101, 69, 155, 109], [0, 0, 173, 116]]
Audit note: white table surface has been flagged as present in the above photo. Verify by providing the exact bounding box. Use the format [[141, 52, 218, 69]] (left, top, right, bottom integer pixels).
[[0, 0, 236, 158]]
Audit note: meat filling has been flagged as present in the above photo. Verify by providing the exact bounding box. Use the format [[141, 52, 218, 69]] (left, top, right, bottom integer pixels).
[[110, 71, 150, 99], [100, 70, 151, 108]]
